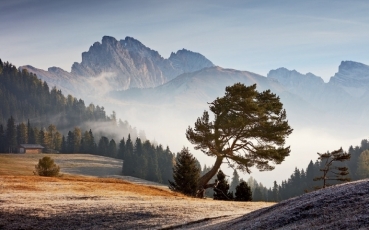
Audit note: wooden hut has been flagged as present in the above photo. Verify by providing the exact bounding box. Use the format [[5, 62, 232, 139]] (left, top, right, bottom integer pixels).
[[18, 144, 44, 154]]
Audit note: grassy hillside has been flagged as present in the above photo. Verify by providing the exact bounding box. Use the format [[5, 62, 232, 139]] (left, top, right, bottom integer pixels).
[[0, 153, 273, 229], [0, 153, 122, 176], [0, 153, 174, 197]]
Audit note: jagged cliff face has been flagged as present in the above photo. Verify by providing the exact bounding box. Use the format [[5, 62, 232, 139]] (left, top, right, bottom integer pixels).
[[328, 61, 369, 97], [70, 36, 213, 90], [267, 68, 324, 90], [266, 65, 364, 121], [21, 35, 214, 94], [267, 68, 325, 101]]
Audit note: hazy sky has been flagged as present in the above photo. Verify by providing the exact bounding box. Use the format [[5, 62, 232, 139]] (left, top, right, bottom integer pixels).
[[1, 0, 369, 81]]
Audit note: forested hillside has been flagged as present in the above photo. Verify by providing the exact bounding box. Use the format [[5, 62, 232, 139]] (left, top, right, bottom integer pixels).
[[247, 139, 369, 202], [0, 59, 174, 184], [0, 59, 116, 131]]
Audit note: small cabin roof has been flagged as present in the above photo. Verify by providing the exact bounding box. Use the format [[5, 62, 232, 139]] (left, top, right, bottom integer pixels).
[[19, 144, 44, 149]]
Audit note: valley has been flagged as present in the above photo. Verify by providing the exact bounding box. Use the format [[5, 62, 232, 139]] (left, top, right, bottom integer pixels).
[[2, 2, 369, 229]]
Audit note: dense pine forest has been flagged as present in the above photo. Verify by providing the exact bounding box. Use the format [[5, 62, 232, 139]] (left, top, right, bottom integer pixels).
[[0, 116, 174, 184], [0, 59, 139, 139], [0, 59, 174, 185]]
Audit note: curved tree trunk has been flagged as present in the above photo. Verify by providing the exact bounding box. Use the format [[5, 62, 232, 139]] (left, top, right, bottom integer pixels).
[[196, 156, 224, 197]]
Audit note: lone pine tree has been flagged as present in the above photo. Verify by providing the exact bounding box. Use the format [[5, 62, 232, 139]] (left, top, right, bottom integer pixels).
[[169, 147, 200, 197], [186, 83, 293, 197], [314, 147, 351, 189]]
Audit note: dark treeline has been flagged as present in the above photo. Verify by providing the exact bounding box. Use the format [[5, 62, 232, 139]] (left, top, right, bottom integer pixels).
[[120, 135, 174, 185], [0, 59, 139, 139], [199, 139, 369, 202], [0, 116, 174, 185], [260, 139, 369, 202], [0, 58, 174, 185]]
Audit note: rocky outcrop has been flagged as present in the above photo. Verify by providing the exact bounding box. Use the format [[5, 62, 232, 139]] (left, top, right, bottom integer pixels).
[[329, 61, 369, 87], [22, 36, 214, 93], [328, 61, 369, 97], [267, 67, 353, 113], [267, 67, 324, 91]]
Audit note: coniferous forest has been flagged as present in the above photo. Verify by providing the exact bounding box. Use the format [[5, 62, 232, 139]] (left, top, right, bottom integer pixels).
[[0, 59, 174, 185], [241, 139, 369, 202]]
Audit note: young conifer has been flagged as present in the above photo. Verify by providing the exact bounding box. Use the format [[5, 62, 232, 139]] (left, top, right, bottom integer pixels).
[[213, 170, 233, 200], [235, 181, 252, 201], [169, 148, 200, 196], [169, 147, 200, 197]]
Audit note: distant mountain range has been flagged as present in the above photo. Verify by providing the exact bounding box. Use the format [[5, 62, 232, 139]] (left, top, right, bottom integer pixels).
[[21, 36, 213, 97], [19, 36, 369, 142]]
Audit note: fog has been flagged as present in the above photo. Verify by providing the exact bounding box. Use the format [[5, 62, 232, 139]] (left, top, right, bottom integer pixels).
[[95, 98, 366, 188], [35, 68, 368, 189]]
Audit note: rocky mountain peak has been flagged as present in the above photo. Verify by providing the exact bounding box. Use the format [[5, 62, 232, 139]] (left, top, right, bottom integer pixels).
[[21, 35, 216, 92], [267, 67, 324, 88], [328, 61, 369, 97], [102, 36, 118, 45], [330, 61, 369, 86], [338, 60, 369, 73], [168, 48, 214, 73], [48, 66, 67, 74], [120, 36, 163, 61]]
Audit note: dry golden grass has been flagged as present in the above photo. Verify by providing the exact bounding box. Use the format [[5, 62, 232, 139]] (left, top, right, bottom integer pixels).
[[0, 153, 186, 197], [0, 153, 274, 229], [1, 174, 185, 197], [0, 154, 38, 175]]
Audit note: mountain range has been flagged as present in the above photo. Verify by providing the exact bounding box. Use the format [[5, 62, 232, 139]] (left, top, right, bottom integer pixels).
[[14, 35, 369, 187], [19, 36, 369, 134], [22, 36, 214, 98]]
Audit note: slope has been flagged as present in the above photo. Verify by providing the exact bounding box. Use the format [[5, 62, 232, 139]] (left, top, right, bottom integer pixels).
[[210, 179, 369, 229], [0, 153, 273, 229]]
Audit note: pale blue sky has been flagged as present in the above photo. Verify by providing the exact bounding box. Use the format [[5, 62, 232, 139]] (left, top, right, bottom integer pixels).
[[1, 0, 369, 81]]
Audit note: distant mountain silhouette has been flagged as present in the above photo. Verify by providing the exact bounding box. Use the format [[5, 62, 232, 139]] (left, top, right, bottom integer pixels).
[[21, 36, 213, 97], [18, 37, 369, 144]]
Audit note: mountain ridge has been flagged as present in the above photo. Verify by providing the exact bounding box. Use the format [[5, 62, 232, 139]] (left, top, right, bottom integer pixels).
[[21, 36, 214, 95]]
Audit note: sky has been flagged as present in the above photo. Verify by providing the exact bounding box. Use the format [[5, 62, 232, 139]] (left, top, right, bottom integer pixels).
[[1, 0, 369, 82]]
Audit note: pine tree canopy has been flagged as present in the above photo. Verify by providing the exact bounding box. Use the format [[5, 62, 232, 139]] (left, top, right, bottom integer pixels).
[[314, 147, 351, 189], [235, 181, 252, 201], [213, 170, 232, 200], [186, 83, 293, 194], [169, 147, 200, 197]]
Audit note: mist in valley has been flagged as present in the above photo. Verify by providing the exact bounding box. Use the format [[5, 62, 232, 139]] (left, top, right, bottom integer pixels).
[[89, 79, 368, 188]]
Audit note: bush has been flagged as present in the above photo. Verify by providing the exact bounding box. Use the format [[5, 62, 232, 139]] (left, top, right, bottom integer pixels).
[[235, 181, 252, 201], [34, 156, 60, 177]]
